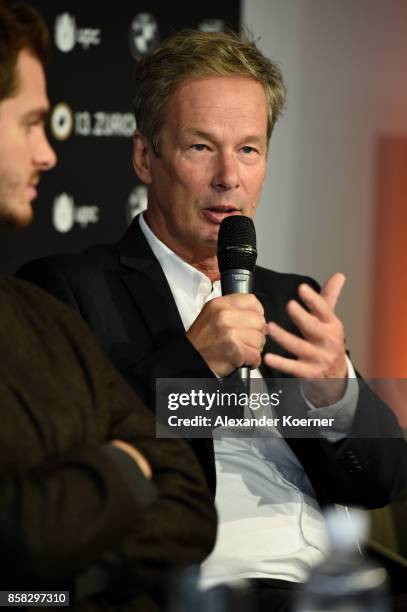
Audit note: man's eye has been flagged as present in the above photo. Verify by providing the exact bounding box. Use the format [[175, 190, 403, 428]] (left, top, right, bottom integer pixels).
[[241, 146, 256, 154], [191, 144, 208, 151]]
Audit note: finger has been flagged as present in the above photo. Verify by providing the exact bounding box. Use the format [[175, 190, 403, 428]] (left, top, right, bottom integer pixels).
[[320, 273, 346, 311], [266, 321, 315, 359], [239, 329, 266, 352], [225, 293, 265, 316], [228, 310, 266, 333], [297, 283, 333, 322], [286, 300, 325, 340], [209, 303, 265, 332], [246, 331, 266, 353], [263, 352, 314, 378], [242, 345, 262, 369], [220, 326, 264, 365]]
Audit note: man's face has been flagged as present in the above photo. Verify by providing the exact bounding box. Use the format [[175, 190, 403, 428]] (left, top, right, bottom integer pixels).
[[0, 49, 56, 228], [138, 76, 268, 262]]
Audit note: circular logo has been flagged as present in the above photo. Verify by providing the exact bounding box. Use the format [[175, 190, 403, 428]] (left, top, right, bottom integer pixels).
[[50, 103, 74, 141], [54, 13, 76, 53], [126, 185, 147, 224], [53, 193, 75, 233], [128, 13, 160, 60]]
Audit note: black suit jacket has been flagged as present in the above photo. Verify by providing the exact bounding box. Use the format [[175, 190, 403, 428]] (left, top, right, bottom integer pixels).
[[17, 215, 407, 508]]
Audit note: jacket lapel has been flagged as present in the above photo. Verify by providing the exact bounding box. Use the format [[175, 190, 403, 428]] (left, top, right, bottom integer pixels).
[[116, 216, 216, 495], [117, 215, 185, 337]]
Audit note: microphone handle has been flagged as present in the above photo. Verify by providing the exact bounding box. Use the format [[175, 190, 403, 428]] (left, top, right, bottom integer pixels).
[[220, 268, 253, 389], [220, 268, 253, 295], [239, 366, 251, 390]]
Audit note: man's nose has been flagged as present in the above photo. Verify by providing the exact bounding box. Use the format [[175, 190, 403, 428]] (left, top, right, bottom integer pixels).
[[211, 151, 239, 191], [34, 127, 57, 171]]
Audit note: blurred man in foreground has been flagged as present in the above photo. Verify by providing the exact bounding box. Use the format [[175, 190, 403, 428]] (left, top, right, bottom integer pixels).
[[0, 3, 216, 609], [18, 27, 407, 611]]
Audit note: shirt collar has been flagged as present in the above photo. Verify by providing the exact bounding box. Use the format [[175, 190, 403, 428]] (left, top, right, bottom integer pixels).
[[139, 213, 220, 302]]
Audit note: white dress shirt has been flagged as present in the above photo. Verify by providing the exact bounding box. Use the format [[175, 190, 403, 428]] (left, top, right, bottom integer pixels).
[[139, 213, 357, 587]]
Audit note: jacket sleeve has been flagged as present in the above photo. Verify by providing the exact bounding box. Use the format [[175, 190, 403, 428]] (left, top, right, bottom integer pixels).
[[1, 280, 216, 595], [0, 441, 157, 590], [310, 380, 407, 509], [303, 276, 407, 507], [16, 257, 215, 407], [263, 272, 407, 510], [101, 357, 217, 593]]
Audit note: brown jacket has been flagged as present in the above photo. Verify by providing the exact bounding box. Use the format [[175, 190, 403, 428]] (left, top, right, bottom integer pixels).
[[0, 279, 216, 609]]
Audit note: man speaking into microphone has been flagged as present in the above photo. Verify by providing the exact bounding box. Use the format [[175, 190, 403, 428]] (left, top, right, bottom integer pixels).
[[18, 29, 406, 610]]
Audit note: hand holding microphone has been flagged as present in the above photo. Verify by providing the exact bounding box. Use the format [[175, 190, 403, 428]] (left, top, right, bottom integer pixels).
[[187, 216, 266, 379], [218, 215, 259, 386], [187, 216, 348, 402]]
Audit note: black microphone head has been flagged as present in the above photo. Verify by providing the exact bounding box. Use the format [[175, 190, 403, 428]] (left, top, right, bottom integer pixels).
[[217, 215, 257, 272]]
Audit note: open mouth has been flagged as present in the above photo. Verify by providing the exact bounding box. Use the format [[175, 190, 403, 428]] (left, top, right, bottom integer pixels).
[[201, 207, 240, 224]]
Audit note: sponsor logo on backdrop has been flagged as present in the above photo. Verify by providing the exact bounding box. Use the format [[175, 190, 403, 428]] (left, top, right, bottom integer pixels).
[[50, 103, 74, 140], [75, 111, 135, 137], [54, 13, 101, 53], [54, 13, 75, 52], [126, 185, 147, 224], [52, 193, 100, 233], [198, 19, 225, 32], [128, 13, 160, 60], [50, 104, 135, 140]]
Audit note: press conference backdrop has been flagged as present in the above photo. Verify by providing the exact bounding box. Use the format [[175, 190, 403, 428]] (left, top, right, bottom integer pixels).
[[0, 1, 240, 275], [2, 0, 406, 562]]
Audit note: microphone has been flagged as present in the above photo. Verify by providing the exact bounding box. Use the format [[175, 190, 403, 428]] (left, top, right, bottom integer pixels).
[[217, 215, 257, 388]]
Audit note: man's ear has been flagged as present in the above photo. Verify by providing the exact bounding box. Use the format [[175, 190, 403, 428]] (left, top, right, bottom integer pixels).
[[132, 130, 152, 184]]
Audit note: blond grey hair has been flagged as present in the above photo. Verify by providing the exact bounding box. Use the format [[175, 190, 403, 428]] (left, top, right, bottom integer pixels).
[[134, 29, 286, 155]]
